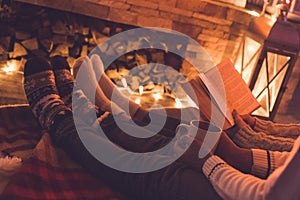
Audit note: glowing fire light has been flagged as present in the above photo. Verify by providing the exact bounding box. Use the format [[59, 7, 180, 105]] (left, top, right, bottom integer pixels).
[[1, 60, 18, 75], [139, 86, 144, 95], [134, 98, 141, 105], [175, 98, 182, 108], [152, 93, 162, 101], [121, 78, 128, 88], [247, 45, 256, 54], [246, 10, 260, 17], [120, 77, 133, 94]]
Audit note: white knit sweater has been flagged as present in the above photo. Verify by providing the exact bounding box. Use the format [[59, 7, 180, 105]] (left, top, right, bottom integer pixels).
[[203, 120, 300, 200]]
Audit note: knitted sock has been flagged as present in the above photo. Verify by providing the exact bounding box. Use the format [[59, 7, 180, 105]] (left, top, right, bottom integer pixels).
[[23, 57, 71, 131], [73, 56, 126, 116], [90, 54, 140, 117], [50, 56, 74, 108], [51, 56, 107, 123], [232, 125, 294, 151]]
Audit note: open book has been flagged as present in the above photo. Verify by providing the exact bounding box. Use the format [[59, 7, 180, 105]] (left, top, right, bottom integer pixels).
[[181, 59, 260, 130]]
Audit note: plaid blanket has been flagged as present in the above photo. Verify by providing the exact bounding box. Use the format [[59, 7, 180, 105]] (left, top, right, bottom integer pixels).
[[0, 105, 126, 200]]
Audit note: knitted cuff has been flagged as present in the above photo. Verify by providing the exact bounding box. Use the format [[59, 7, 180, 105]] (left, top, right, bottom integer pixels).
[[202, 155, 226, 180], [251, 149, 270, 179], [269, 151, 281, 174]]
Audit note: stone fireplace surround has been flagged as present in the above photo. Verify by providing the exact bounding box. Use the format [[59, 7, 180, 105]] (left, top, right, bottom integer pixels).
[[0, 1, 196, 105], [14, 0, 258, 64]]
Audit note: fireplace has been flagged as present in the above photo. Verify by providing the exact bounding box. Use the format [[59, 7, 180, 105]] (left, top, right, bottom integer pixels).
[[105, 50, 191, 109], [0, 1, 199, 108]]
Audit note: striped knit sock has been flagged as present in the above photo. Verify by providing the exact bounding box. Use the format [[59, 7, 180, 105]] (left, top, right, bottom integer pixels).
[[23, 57, 71, 131]]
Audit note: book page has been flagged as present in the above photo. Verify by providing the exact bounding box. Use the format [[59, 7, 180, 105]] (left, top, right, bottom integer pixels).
[[204, 59, 260, 120], [199, 73, 233, 125], [180, 76, 232, 130]]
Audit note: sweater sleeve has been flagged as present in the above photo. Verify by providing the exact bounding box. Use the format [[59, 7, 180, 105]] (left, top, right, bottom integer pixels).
[[202, 137, 300, 200], [254, 118, 300, 139], [232, 125, 294, 152], [251, 149, 289, 178]]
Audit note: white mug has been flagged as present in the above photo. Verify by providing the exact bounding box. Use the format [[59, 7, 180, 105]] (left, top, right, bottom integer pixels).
[[175, 120, 222, 158]]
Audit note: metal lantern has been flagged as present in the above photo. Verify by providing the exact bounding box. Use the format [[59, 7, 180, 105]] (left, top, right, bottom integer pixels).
[[234, 16, 275, 86], [249, 19, 299, 119]]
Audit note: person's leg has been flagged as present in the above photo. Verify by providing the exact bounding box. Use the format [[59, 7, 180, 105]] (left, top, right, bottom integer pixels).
[[51, 108, 221, 200], [153, 162, 222, 200], [23, 57, 220, 200], [49, 106, 220, 200], [132, 106, 202, 137], [49, 56, 74, 108], [99, 113, 174, 153], [50, 56, 174, 153], [23, 57, 71, 130], [72, 56, 126, 116], [90, 54, 140, 117], [21, 56, 150, 198], [89, 54, 191, 126], [89, 54, 203, 136], [72, 55, 186, 137], [50, 55, 109, 126]]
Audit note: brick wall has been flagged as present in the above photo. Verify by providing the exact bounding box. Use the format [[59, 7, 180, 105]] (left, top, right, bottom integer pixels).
[[15, 0, 257, 64]]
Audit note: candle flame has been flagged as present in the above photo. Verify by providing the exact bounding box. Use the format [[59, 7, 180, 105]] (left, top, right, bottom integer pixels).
[[134, 98, 141, 105], [175, 98, 182, 108], [121, 78, 128, 88], [152, 93, 162, 101], [139, 86, 144, 95], [246, 10, 260, 17], [2, 60, 18, 75], [247, 45, 256, 53]]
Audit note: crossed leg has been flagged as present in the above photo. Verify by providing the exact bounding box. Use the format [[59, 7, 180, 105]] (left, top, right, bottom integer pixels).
[[23, 56, 220, 200]]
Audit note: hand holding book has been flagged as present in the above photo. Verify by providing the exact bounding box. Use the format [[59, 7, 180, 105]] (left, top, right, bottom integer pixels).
[[180, 59, 260, 130]]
